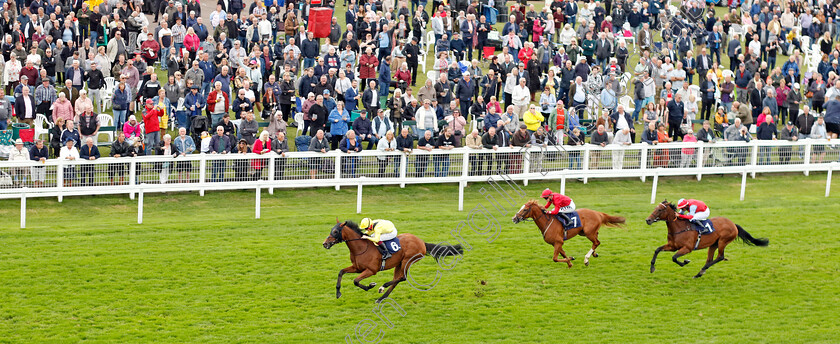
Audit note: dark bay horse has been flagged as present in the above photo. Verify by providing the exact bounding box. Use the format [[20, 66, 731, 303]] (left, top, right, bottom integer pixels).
[[323, 220, 463, 303], [512, 200, 626, 267], [646, 200, 769, 278]]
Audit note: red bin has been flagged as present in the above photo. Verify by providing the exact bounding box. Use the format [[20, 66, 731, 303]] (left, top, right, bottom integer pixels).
[[307, 8, 333, 39]]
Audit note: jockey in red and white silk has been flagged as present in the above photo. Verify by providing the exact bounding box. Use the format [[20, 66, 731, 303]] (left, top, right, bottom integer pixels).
[[541, 188, 576, 223], [676, 198, 710, 222]]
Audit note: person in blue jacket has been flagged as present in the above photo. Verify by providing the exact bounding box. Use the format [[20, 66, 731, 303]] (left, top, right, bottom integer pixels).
[[329, 101, 352, 149]]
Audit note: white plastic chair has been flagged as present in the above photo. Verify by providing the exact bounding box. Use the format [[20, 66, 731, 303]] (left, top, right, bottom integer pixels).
[[33, 114, 52, 141], [97, 114, 114, 143], [425, 31, 435, 54], [427, 70, 439, 84], [100, 86, 114, 110], [688, 85, 701, 102], [418, 50, 427, 73], [104, 76, 116, 92], [294, 112, 304, 135], [618, 95, 634, 114]]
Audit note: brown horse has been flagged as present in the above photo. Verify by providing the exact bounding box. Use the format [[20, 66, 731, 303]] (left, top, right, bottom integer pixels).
[[323, 220, 463, 303], [645, 200, 769, 278], [512, 200, 626, 267]]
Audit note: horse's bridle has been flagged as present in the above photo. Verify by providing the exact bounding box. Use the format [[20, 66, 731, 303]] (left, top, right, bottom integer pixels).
[[516, 204, 554, 239], [331, 225, 369, 255]]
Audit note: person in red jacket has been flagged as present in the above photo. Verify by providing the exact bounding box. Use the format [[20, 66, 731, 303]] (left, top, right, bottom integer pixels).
[[206, 81, 231, 125], [675, 198, 712, 233], [143, 98, 165, 155], [358, 47, 379, 91], [541, 188, 576, 224]]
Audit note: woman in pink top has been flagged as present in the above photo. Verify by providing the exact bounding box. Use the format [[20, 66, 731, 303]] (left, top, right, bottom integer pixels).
[[486, 96, 502, 114], [123, 115, 143, 145], [52, 92, 75, 123], [183, 27, 201, 62], [75, 90, 94, 116], [680, 130, 698, 168]]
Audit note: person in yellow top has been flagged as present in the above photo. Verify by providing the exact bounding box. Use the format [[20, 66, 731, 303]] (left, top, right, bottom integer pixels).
[[360, 218, 399, 260], [523, 104, 545, 133]]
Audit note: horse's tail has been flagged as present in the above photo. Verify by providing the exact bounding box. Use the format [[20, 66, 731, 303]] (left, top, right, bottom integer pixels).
[[736, 224, 769, 247], [425, 243, 464, 261], [600, 212, 627, 228]]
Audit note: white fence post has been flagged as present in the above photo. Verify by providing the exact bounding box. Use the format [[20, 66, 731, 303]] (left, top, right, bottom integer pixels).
[[522, 149, 530, 186], [199, 155, 206, 196], [56, 161, 64, 202], [255, 185, 261, 219], [20, 188, 26, 229], [803, 142, 812, 176], [356, 176, 364, 214], [268, 156, 275, 195], [560, 170, 567, 195], [461, 151, 469, 178], [740, 169, 747, 201], [458, 181, 465, 211], [650, 169, 659, 204], [138, 184, 144, 224], [826, 164, 834, 197], [335, 155, 342, 190], [129, 159, 137, 200], [400, 153, 407, 188], [640, 145, 648, 182], [696, 144, 704, 181], [582, 146, 591, 184], [750, 141, 759, 179]]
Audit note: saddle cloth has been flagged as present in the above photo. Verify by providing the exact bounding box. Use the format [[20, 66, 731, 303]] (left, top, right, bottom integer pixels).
[[555, 211, 582, 229], [384, 237, 402, 254], [692, 219, 715, 234]]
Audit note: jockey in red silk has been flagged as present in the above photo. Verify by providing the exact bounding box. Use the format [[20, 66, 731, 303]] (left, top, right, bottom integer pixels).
[[676, 198, 710, 225], [541, 188, 576, 224]]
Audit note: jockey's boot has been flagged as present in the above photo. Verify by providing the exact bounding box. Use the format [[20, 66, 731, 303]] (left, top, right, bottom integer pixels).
[[557, 212, 570, 226], [378, 242, 392, 260]]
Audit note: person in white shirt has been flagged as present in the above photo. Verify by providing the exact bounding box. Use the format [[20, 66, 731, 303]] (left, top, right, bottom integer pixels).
[[512, 78, 531, 119], [612, 128, 632, 169], [415, 99, 437, 131], [59, 139, 80, 187]]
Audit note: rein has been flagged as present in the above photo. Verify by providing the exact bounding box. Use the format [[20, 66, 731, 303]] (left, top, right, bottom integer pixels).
[[336, 227, 371, 256]]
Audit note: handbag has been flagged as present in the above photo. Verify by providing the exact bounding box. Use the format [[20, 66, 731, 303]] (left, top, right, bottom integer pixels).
[[680, 117, 692, 134], [805, 91, 814, 98]]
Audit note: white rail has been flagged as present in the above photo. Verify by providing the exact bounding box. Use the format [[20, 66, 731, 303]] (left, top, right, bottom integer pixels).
[[2, 140, 838, 227]]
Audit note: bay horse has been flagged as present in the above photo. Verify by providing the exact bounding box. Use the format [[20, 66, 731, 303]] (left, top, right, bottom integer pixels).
[[323, 220, 463, 303], [645, 200, 769, 278], [512, 200, 626, 267]]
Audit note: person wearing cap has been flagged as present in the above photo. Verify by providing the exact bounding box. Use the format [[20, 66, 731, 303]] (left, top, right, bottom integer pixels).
[[8, 138, 29, 186], [142, 98, 164, 155], [59, 137, 80, 186], [231, 88, 253, 120], [779, 120, 800, 163], [13, 75, 33, 99], [34, 77, 57, 118]]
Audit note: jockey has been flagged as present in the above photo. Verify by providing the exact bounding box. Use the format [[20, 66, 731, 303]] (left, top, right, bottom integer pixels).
[[360, 218, 398, 260], [676, 198, 711, 231], [541, 188, 576, 224]]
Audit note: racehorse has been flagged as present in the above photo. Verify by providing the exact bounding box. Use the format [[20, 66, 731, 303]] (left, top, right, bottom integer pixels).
[[512, 200, 626, 267], [645, 200, 769, 278], [323, 220, 463, 303]]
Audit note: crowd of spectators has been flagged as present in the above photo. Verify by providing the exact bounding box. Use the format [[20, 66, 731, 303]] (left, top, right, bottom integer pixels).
[[2, 0, 840, 185]]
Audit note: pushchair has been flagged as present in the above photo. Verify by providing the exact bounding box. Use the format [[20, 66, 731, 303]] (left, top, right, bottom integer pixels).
[[190, 115, 210, 144]]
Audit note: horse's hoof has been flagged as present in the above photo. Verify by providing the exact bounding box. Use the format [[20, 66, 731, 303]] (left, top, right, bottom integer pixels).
[[336, 292, 342, 299], [650, 267, 656, 273], [378, 286, 385, 293], [693, 274, 703, 279], [593, 252, 599, 258], [570, 257, 576, 261], [684, 260, 691, 265], [584, 260, 590, 266]]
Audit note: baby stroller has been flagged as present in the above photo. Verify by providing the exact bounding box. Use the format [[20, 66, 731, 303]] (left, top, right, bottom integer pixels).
[[190, 115, 210, 144]]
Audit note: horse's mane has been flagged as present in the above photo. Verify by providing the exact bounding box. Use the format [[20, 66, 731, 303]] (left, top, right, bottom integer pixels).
[[344, 220, 364, 235], [525, 199, 542, 207]]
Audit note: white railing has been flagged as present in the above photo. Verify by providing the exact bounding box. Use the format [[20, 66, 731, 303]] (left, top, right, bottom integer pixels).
[[2, 139, 838, 199], [2, 140, 839, 227]]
